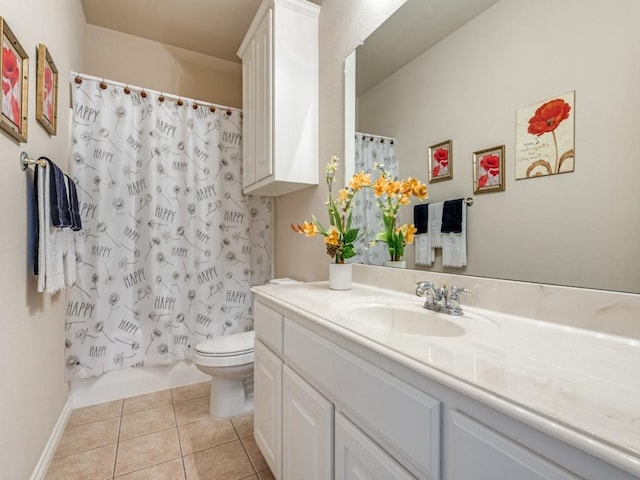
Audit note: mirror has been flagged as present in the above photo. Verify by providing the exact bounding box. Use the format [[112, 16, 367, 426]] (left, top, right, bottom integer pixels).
[[346, 0, 640, 294]]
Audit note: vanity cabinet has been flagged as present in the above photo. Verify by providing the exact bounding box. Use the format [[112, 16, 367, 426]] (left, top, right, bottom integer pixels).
[[237, 0, 319, 196]]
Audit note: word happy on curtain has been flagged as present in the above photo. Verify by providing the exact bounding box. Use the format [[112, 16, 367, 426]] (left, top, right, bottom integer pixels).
[[65, 76, 272, 379]]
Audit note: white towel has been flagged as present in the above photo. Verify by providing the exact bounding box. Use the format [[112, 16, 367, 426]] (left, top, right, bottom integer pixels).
[[442, 204, 467, 268], [40, 165, 66, 294], [428, 202, 443, 248], [414, 233, 434, 266]]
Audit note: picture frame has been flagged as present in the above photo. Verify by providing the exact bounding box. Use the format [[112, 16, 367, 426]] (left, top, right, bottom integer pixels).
[[36, 44, 58, 136], [473, 145, 505, 194], [0, 17, 28, 143], [428, 140, 452, 182]]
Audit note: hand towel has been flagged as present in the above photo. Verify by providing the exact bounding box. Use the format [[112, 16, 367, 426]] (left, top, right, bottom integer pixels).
[[37, 166, 46, 292], [413, 203, 429, 234], [442, 201, 467, 268], [414, 233, 434, 266], [65, 174, 83, 231], [441, 198, 463, 233], [45, 157, 73, 228], [40, 164, 66, 294], [33, 167, 40, 275], [428, 202, 444, 248]]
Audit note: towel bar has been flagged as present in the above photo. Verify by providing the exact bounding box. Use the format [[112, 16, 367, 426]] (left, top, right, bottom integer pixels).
[[20, 151, 46, 171]]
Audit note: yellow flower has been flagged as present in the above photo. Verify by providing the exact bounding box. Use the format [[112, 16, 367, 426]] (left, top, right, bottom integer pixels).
[[291, 221, 318, 237], [349, 172, 371, 190], [398, 194, 411, 206], [387, 180, 401, 196], [325, 227, 340, 246], [372, 177, 388, 197], [337, 188, 349, 202], [405, 224, 417, 244], [413, 181, 428, 199]]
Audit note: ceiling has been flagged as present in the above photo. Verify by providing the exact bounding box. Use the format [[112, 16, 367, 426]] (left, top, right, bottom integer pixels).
[[81, 0, 320, 64], [356, 0, 501, 96]]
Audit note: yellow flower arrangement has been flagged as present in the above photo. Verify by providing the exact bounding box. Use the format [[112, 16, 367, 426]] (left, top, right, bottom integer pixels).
[[373, 164, 428, 261], [292, 156, 371, 264]]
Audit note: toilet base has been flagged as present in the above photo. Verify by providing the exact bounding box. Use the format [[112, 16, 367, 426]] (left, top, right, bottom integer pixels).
[[208, 375, 254, 419]]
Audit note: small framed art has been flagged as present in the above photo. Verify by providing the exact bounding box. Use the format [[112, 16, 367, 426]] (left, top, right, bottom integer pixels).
[[473, 145, 505, 194], [0, 17, 28, 143], [428, 140, 452, 182], [36, 44, 58, 136]]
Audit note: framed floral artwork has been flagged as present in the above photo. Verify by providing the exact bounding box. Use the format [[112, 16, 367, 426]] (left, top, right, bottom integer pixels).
[[428, 139, 452, 182], [36, 44, 58, 135], [0, 17, 28, 143], [473, 145, 505, 194], [515, 91, 575, 179]]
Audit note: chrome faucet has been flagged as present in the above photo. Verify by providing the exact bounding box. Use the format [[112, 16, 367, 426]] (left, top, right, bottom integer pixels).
[[415, 281, 471, 316]]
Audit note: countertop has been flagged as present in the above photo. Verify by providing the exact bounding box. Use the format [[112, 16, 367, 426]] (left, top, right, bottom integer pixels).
[[252, 281, 640, 476]]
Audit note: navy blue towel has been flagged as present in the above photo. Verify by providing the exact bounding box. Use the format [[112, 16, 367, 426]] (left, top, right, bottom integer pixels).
[[65, 174, 83, 231], [413, 203, 429, 234], [441, 198, 463, 233], [32, 166, 40, 275], [43, 157, 73, 228]]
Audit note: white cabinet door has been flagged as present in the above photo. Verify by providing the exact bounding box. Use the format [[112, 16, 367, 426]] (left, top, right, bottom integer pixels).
[[447, 410, 579, 480], [282, 365, 333, 480], [335, 413, 416, 480], [253, 6, 273, 184], [241, 38, 255, 189], [254, 339, 282, 479]]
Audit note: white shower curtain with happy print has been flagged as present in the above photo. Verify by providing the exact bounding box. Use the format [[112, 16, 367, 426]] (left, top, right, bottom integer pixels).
[[65, 75, 272, 379]]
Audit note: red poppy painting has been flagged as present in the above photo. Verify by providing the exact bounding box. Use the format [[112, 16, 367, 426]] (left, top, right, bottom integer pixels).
[[515, 91, 575, 179], [428, 140, 453, 182], [474, 145, 505, 194], [36, 44, 58, 135], [0, 18, 28, 143]]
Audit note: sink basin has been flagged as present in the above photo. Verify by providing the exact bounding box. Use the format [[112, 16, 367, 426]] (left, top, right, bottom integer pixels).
[[339, 304, 465, 337]]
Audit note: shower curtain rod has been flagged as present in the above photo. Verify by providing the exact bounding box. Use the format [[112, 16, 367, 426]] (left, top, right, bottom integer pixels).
[[71, 71, 242, 113], [355, 132, 396, 142]]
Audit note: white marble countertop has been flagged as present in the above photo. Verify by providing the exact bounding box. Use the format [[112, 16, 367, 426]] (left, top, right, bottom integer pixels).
[[252, 281, 640, 476]]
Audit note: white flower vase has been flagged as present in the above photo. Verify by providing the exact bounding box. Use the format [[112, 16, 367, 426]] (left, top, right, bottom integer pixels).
[[329, 263, 352, 290], [384, 260, 406, 268]]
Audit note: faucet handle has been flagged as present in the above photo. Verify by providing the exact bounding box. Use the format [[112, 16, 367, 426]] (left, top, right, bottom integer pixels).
[[450, 285, 471, 299]]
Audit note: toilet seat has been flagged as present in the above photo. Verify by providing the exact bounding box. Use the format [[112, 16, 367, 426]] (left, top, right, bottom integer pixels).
[[194, 330, 255, 367]]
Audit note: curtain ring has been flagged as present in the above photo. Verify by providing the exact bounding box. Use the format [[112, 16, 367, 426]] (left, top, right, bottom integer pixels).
[[209, 106, 216, 113], [74, 76, 83, 84], [226, 108, 232, 116], [140, 89, 147, 99], [123, 85, 131, 95], [158, 93, 165, 103], [99, 79, 107, 90], [177, 98, 184, 106], [193, 103, 198, 110]]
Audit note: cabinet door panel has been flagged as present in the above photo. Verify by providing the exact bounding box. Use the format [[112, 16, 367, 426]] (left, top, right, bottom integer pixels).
[[448, 410, 579, 480], [253, 7, 273, 183], [335, 413, 416, 480], [282, 365, 333, 480], [254, 339, 282, 479], [241, 41, 255, 189]]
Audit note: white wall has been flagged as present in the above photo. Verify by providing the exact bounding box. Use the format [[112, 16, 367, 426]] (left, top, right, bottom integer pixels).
[[275, 0, 407, 280], [357, 0, 640, 292], [86, 25, 242, 108], [0, 0, 86, 478]]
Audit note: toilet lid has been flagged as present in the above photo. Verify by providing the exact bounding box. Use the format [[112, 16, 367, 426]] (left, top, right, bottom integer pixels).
[[195, 330, 255, 356]]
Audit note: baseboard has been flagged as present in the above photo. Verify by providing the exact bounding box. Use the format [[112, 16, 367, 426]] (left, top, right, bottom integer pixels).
[[30, 396, 72, 480]]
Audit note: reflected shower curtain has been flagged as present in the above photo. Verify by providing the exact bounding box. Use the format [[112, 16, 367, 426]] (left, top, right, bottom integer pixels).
[[65, 76, 272, 379], [352, 133, 398, 265]]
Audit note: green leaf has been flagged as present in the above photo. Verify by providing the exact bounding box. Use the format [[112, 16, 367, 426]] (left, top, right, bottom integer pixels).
[[343, 246, 356, 259], [343, 228, 358, 243]]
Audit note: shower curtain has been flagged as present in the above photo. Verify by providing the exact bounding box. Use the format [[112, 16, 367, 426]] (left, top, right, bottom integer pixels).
[[65, 75, 272, 379], [352, 133, 398, 265]]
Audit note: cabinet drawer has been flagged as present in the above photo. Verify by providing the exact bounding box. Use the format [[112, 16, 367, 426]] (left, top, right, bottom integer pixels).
[[448, 410, 579, 480], [284, 319, 440, 480], [254, 301, 284, 355]]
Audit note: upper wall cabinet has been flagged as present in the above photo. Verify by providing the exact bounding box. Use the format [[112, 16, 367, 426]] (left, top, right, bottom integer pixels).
[[237, 0, 320, 197]]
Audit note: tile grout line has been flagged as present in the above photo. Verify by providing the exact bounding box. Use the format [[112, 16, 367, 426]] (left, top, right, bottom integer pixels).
[[111, 400, 125, 479], [170, 387, 189, 480]]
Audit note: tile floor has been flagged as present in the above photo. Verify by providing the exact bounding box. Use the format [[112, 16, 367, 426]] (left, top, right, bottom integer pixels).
[[45, 382, 274, 480]]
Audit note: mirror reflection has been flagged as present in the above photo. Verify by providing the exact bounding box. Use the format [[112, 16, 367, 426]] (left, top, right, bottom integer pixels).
[[348, 0, 640, 293]]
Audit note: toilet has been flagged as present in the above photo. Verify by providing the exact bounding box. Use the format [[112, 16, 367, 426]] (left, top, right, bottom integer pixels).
[[193, 330, 255, 419]]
